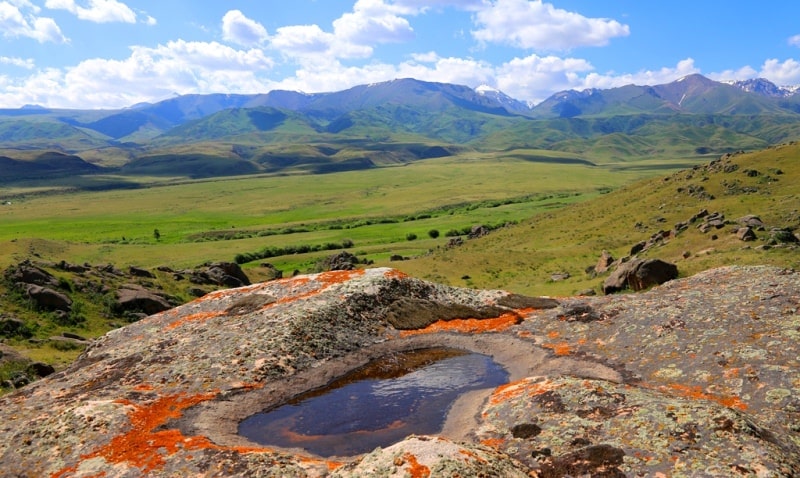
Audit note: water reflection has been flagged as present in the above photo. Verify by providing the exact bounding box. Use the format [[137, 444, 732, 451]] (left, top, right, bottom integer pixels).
[[238, 347, 509, 457]]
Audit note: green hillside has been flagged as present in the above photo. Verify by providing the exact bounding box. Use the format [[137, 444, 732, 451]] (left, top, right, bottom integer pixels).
[[393, 142, 800, 295]]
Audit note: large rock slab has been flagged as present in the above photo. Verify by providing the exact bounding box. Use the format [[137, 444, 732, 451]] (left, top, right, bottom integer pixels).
[[0, 266, 798, 477]]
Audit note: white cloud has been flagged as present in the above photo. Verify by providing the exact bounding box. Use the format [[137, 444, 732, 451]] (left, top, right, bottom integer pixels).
[[0, 1, 67, 42], [410, 51, 439, 63], [789, 34, 800, 48], [392, 0, 484, 13], [0, 55, 35, 68], [333, 0, 415, 45], [45, 0, 137, 24], [472, 0, 629, 50], [0, 40, 275, 108], [493, 54, 594, 102], [758, 58, 800, 85], [271, 25, 333, 56], [582, 58, 700, 91], [221, 9, 268, 47]]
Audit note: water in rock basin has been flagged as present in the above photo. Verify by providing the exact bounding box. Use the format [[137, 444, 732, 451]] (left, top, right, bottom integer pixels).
[[238, 347, 509, 457]]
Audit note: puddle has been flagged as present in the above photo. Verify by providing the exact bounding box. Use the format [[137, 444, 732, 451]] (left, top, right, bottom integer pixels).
[[238, 347, 509, 457]]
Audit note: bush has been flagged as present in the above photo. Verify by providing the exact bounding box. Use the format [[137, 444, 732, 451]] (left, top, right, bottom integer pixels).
[[428, 229, 440, 239], [406, 233, 418, 241]]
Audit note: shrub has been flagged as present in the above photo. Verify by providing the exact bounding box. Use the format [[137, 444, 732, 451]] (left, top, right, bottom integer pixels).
[[406, 233, 417, 241], [428, 229, 440, 239]]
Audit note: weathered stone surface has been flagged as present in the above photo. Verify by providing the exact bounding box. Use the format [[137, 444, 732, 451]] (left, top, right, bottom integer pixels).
[[0, 266, 798, 477]]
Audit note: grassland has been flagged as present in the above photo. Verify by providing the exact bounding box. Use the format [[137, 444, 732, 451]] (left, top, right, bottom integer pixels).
[[2, 143, 797, 378], [0, 150, 668, 275], [396, 142, 800, 295]]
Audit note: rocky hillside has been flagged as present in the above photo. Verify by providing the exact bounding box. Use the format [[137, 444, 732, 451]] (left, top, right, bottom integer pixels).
[[1, 266, 798, 476]]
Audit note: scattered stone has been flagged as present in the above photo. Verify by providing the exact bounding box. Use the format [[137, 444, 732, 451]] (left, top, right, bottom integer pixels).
[[468, 225, 490, 239], [62, 331, 87, 341], [128, 266, 155, 278], [737, 226, 757, 242], [116, 284, 172, 315], [595, 250, 615, 274], [550, 272, 570, 282], [319, 251, 361, 271], [24, 284, 72, 311], [770, 228, 799, 244], [738, 214, 766, 230], [4, 262, 58, 287], [603, 258, 678, 294]]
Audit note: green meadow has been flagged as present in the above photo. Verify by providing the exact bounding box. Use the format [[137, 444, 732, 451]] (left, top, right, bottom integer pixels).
[[0, 150, 668, 279]]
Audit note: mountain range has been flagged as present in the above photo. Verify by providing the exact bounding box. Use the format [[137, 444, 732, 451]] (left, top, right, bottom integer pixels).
[[2, 74, 800, 182]]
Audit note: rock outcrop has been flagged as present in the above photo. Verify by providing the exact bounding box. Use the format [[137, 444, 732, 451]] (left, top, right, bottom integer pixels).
[[1, 266, 799, 476]]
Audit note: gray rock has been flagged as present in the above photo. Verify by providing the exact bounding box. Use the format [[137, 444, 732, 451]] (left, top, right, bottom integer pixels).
[[737, 226, 757, 241]]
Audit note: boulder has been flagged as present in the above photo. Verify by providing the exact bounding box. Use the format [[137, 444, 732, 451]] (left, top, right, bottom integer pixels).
[[736, 226, 757, 241], [594, 250, 615, 274], [116, 284, 172, 315], [24, 284, 72, 311], [128, 265, 155, 278], [318, 251, 361, 271], [206, 262, 251, 287], [468, 225, 490, 239], [5, 262, 58, 287], [738, 214, 766, 230], [770, 227, 799, 244], [603, 258, 678, 294]]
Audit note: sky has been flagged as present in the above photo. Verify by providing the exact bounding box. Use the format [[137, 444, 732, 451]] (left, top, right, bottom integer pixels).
[[1, 0, 800, 109]]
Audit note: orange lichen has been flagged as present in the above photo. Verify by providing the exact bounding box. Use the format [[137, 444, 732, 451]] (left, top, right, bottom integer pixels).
[[723, 367, 740, 379], [542, 341, 572, 356], [164, 310, 227, 330], [402, 453, 431, 478], [399, 310, 528, 337], [50, 391, 282, 477], [383, 269, 410, 280], [659, 383, 748, 411], [458, 449, 488, 464], [479, 437, 505, 449], [547, 330, 561, 339], [488, 377, 558, 406]]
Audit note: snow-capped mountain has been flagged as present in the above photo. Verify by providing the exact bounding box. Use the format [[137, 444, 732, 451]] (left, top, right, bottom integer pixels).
[[723, 78, 799, 98], [474, 84, 534, 113]]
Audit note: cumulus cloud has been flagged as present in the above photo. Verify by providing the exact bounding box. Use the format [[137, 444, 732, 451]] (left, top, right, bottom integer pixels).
[[0, 1, 67, 42], [333, 0, 415, 45], [222, 9, 268, 47], [1, 40, 274, 108], [758, 58, 800, 85], [789, 34, 800, 48], [44, 0, 137, 23], [472, 0, 629, 50]]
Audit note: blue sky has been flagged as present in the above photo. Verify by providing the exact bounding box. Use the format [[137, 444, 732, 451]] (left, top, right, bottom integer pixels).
[[1, 0, 799, 109]]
